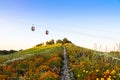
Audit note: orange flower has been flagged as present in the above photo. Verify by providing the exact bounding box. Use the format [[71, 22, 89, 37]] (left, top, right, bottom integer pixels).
[[39, 71, 59, 80]]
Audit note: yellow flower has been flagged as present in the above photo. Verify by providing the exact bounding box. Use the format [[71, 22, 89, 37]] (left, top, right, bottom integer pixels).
[[107, 78, 111, 80], [96, 78, 99, 80], [101, 78, 104, 80], [77, 74, 80, 77], [96, 69, 99, 72], [105, 69, 110, 74], [86, 71, 88, 73], [110, 70, 116, 74], [83, 70, 85, 72]]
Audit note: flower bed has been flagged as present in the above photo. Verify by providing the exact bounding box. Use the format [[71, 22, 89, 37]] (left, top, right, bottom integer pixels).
[[0, 44, 63, 80], [65, 44, 120, 80]]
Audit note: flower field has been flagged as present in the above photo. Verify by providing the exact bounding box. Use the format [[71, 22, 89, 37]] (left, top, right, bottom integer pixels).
[[0, 43, 120, 80], [65, 44, 120, 80], [0, 44, 63, 80]]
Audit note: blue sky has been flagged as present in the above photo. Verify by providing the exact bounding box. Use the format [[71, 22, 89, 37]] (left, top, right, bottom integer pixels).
[[0, 0, 120, 51]]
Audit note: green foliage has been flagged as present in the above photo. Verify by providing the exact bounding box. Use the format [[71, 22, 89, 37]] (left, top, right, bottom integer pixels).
[[50, 39, 55, 44], [36, 43, 44, 47], [63, 38, 72, 44], [46, 38, 72, 45], [66, 44, 120, 80], [109, 51, 120, 58], [0, 44, 63, 79], [46, 39, 55, 45], [56, 39, 63, 44], [0, 50, 17, 55]]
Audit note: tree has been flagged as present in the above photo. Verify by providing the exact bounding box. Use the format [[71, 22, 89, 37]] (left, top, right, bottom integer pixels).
[[0, 50, 17, 55], [46, 39, 55, 45], [9, 50, 17, 53], [46, 41, 50, 45], [56, 39, 63, 44], [50, 39, 54, 45], [36, 43, 44, 47], [63, 38, 72, 44]]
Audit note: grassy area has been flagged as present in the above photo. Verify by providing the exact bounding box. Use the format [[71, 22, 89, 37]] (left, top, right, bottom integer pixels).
[[65, 43, 120, 80], [108, 51, 120, 59], [0, 43, 120, 80], [0, 44, 62, 64], [0, 44, 63, 80]]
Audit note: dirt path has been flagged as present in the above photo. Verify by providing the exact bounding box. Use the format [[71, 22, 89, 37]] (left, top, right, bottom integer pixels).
[[0, 54, 33, 66], [60, 46, 75, 80]]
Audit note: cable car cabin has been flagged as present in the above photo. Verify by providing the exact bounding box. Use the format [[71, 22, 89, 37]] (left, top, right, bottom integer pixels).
[[31, 26, 35, 31], [46, 30, 49, 35]]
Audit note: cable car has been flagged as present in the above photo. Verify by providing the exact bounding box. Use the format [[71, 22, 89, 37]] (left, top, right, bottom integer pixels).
[[31, 24, 35, 31], [46, 30, 49, 35]]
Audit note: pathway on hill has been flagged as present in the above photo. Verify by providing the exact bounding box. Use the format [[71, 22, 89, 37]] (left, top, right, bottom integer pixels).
[[0, 54, 33, 66], [60, 46, 75, 80]]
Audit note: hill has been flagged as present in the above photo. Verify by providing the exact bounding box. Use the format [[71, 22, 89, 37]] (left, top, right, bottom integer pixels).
[[0, 43, 63, 79], [0, 40, 120, 79]]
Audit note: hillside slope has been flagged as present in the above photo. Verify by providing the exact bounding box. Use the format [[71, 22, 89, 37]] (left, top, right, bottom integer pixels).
[[0, 44, 63, 79], [0, 43, 120, 80], [65, 44, 120, 80]]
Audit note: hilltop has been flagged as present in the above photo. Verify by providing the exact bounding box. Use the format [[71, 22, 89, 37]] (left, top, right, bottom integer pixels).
[[0, 38, 120, 79]]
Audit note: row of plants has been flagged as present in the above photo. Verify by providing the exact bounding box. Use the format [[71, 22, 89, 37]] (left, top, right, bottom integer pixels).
[[0, 44, 62, 65], [65, 43, 120, 80], [108, 51, 120, 59], [0, 38, 72, 65], [0, 44, 63, 80]]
